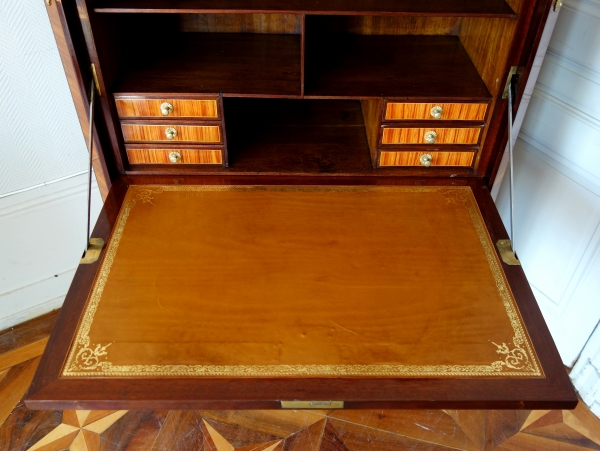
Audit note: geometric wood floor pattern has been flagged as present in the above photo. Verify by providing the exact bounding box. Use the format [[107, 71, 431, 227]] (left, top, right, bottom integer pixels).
[[2, 380, 600, 451], [2, 312, 600, 451]]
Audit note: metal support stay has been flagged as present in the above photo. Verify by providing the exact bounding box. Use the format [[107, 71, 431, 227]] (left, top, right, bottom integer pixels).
[[81, 67, 105, 264], [497, 70, 521, 266]]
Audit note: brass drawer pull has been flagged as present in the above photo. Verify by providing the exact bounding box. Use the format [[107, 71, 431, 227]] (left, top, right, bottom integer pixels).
[[160, 102, 174, 116], [165, 127, 178, 140], [424, 131, 437, 144], [430, 106, 443, 119], [168, 151, 182, 163], [420, 154, 433, 167]]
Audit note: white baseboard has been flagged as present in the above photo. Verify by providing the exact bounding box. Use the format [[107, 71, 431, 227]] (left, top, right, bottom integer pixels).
[[0, 296, 65, 331]]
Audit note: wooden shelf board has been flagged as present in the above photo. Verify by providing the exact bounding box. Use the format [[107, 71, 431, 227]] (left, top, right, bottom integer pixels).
[[94, 0, 516, 17], [115, 33, 301, 97], [305, 35, 492, 100]]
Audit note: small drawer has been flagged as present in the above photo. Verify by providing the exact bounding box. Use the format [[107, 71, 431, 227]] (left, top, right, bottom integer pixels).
[[384, 103, 488, 121], [381, 127, 481, 145], [121, 123, 222, 143], [115, 97, 219, 119], [379, 151, 475, 167], [126, 148, 223, 165]]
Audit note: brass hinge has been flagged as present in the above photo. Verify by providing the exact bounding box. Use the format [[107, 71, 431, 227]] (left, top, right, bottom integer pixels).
[[553, 0, 563, 10], [91, 63, 102, 96], [281, 400, 344, 409], [496, 240, 521, 266], [81, 238, 105, 264]]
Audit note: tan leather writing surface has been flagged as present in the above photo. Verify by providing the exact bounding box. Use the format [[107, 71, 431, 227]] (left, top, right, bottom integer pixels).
[[63, 186, 541, 378]]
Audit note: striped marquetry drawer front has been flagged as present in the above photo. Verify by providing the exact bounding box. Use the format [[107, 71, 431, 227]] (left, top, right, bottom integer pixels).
[[115, 98, 219, 119], [126, 148, 223, 165], [379, 151, 475, 167], [385, 102, 488, 121], [121, 124, 222, 143], [381, 127, 481, 145]]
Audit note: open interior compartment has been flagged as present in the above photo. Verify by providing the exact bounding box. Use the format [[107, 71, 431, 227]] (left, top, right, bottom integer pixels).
[[108, 13, 302, 96], [224, 98, 373, 173], [304, 16, 491, 99], [87, 8, 523, 175]]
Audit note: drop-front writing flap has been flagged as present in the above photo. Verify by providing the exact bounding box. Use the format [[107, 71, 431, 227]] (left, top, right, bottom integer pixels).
[[63, 185, 540, 378]]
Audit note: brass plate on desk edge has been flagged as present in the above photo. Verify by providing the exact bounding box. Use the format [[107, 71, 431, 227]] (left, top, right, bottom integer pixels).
[[62, 186, 542, 378]]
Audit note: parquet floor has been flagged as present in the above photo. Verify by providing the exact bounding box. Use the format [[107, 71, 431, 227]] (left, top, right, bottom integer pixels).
[[1, 312, 600, 451]]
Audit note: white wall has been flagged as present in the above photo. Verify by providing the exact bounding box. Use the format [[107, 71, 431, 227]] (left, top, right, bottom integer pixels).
[[494, 0, 600, 398], [0, 0, 102, 329]]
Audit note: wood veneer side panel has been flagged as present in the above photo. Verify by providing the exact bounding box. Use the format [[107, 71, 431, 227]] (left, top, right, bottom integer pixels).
[[26, 179, 129, 404], [45, 0, 112, 199], [458, 0, 525, 97], [466, 0, 552, 179], [360, 99, 382, 169], [74, 0, 128, 175], [300, 13, 306, 97], [486, 0, 554, 183], [219, 95, 229, 167], [458, 0, 523, 177], [459, 18, 519, 98], [329, 16, 462, 35]]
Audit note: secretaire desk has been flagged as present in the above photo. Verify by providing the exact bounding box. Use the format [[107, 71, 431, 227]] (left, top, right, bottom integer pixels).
[[27, 0, 577, 410]]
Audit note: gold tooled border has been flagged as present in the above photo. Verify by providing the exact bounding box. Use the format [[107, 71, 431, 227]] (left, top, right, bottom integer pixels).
[[63, 185, 542, 377]]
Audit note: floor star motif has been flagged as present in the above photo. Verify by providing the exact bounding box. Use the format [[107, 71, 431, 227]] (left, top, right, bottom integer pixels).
[[27, 410, 128, 451], [202, 419, 283, 451]]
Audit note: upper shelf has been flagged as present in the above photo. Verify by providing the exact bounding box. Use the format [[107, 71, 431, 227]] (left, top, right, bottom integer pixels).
[[94, 0, 516, 17], [305, 35, 492, 100], [115, 33, 302, 97]]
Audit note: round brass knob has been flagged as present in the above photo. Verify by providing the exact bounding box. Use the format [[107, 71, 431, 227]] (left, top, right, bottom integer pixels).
[[165, 127, 178, 140], [160, 102, 174, 116], [424, 130, 438, 144], [430, 106, 443, 120], [169, 151, 182, 163], [420, 154, 433, 167]]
